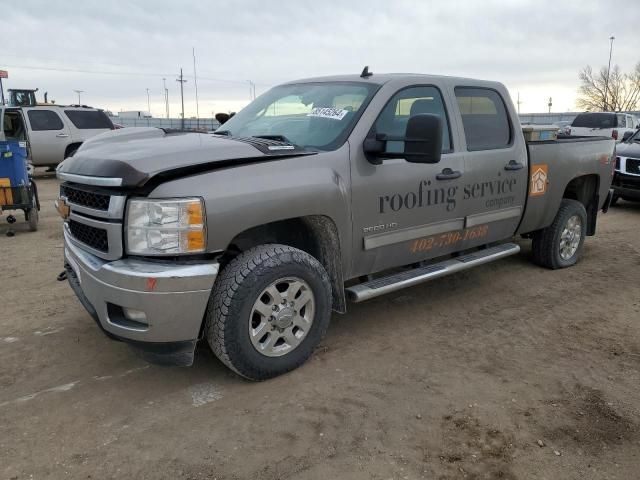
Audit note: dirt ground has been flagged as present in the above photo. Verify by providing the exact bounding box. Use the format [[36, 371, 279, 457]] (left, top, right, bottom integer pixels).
[[1, 174, 640, 480]]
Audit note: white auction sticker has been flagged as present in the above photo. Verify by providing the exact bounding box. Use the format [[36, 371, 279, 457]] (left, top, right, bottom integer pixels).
[[307, 107, 349, 121]]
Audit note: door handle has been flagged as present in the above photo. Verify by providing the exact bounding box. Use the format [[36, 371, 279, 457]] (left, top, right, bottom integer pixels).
[[56, 133, 69, 138], [436, 168, 462, 180], [504, 160, 524, 171]]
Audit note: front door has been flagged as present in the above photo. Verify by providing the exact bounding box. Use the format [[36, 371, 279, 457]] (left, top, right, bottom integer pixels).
[[452, 86, 528, 243], [350, 84, 467, 277], [24, 108, 70, 166]]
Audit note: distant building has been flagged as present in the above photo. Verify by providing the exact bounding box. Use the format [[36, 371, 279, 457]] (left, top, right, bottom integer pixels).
[[117, 110, 152, 119]]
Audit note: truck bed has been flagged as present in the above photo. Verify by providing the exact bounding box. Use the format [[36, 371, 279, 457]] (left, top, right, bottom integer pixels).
[[517, 135, 616, 235]]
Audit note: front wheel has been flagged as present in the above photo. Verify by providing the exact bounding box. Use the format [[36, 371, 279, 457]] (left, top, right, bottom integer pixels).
[[206, 244, 332, 380], [532, 199, 587, 269]]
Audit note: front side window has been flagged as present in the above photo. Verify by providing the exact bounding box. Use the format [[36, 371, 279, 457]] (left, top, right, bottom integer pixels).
[[216, 82, 378, 151], [455, 87, 511, 150], [28, 110, 64, 131], [372, 86, 451, 154]]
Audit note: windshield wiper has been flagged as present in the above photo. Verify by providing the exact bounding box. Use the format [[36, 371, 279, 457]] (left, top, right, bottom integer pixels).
[[213, 130, 231, 136], [252, 134, 295, 144]]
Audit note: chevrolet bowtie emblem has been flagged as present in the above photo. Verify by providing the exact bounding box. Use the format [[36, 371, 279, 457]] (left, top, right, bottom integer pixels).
[[55, 196, 70, 220]]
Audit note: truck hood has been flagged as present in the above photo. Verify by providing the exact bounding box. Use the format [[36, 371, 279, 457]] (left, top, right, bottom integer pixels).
[[615, 141, 640, 157], [57, 127, 314, 188]]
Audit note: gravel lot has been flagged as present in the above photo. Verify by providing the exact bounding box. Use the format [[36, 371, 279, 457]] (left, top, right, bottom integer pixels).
[[1, 174, 640, 479]]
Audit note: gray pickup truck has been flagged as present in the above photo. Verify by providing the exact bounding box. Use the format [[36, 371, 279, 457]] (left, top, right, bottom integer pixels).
[[56, 72, 616, 380]]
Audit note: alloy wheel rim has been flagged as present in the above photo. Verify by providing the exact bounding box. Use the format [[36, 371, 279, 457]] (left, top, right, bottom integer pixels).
[[249, 277, 315, 357], [559, 214, 582, 260]]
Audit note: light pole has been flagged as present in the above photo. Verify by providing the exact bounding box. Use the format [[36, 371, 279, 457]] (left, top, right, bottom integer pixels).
[[146, 88, 151, 116], [604, 35, 615, 111], [73, 89, 83, 105], [548, 97, 552, 114]]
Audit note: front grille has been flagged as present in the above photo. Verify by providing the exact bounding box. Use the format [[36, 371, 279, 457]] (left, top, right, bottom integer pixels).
[[626, 158, 640, 175], [61, 185, 110, 211], [69, 220, 109, 252]]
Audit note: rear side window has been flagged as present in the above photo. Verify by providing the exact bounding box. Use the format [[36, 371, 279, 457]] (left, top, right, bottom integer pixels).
[[571, 113, 616, 129], [373, 85, 451, 153], [27, 110, 64, 131], [455, 87, 511, 150], [64, 110, 113, 129]]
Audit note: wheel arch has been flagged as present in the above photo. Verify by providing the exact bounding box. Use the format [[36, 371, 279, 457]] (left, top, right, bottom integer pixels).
[[221, 215, 346, 314], [64, 142, 83, 159], [562, 174, 600, 236]]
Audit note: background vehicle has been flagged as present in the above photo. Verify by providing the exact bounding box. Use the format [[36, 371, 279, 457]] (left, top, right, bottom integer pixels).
[[57, 72, 616, 380], [569, 112, 637, 142], [553, 120, 572, 135], [612, 128, 640, 204], [21, 105, 114, 167]]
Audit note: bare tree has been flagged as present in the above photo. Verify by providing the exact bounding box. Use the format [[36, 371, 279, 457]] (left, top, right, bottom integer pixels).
[[576, 63, 640, 112]]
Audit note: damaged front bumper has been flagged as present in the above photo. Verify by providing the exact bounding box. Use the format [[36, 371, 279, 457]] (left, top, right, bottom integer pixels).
[[63, 228, 219, 366]]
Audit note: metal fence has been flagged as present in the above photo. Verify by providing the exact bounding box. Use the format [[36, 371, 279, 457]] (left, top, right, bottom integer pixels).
[[109, 116, 220, 131]]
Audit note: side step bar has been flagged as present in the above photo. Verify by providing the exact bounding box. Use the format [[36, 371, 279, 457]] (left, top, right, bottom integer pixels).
[[345, 242, 520, 303]]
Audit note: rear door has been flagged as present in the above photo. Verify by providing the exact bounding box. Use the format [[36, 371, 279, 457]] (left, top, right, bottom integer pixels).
[[453, 86, 528, 243], [63, 109, 113, 142], [24, 108, 70, 166]]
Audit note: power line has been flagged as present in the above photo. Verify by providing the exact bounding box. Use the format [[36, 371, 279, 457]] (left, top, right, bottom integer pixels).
[[2, 63, 273, 87]]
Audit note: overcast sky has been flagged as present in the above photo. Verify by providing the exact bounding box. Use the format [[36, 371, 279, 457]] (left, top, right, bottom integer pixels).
[[4, 0, 639, 117]]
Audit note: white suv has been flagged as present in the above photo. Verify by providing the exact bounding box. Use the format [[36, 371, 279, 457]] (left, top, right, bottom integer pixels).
[[20, 106, 114, 167], [569, 112, 638, 143]]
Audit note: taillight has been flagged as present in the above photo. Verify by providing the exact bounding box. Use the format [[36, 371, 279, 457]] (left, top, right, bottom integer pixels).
[[612, 129, 618, 140]]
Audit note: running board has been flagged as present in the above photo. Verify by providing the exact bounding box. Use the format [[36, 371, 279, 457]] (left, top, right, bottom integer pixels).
[[345, 243, 520, 303]]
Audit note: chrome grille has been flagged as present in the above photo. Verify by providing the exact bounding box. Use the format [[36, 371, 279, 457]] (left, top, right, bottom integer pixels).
[[60, 185, 110, 211], [69, 220, 109, 253], [627, 158, 640, 175]]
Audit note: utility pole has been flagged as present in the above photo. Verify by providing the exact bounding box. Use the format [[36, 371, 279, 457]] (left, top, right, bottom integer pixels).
[[247, 80, 256, 100], [193, 47, 200, 129], [73, 89, 84, 105], [517, 92, 522, 114], [146, 88, 151, 116], [163, 78, 169, 119], [177, 68, 187, 129], [548, 97, 552, 114], [604, 35, 615, 111]]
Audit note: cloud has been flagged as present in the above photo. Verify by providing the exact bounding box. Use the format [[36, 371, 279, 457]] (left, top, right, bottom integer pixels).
[[3, 0, 639, 115]]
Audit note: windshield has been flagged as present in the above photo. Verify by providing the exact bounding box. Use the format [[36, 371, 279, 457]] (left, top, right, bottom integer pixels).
[[627, 129, 640, 142], [215, 82, 378, 150], [571, 113, 616, 129]]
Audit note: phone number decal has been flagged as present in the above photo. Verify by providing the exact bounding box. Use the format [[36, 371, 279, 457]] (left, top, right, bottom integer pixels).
[[410, 225, 489, 253]]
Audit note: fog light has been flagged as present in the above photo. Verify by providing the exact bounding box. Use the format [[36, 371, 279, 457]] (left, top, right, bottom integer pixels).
[[123, 308, 147, 323]]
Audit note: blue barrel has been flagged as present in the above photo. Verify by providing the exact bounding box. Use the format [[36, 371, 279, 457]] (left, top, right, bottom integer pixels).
[[0, 140, 29, 187]]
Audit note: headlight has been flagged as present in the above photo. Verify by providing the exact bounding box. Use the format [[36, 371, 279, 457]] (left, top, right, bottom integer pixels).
[[126, 197, 206, 255]]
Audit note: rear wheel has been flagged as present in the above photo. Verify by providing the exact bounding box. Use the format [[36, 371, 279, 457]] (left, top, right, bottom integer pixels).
[[206, 244, 332, 380], [532, 199, 587, 269]]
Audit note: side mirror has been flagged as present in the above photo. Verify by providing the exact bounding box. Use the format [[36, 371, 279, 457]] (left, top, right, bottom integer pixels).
[[363, 113, 443, 164], [404, 114, 442, 164], [622, 131, 634, 142]]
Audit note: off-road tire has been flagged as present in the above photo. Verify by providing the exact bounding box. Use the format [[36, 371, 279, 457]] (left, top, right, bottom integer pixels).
[[532, 199, 587, 269], [206, 244, 332, 381]]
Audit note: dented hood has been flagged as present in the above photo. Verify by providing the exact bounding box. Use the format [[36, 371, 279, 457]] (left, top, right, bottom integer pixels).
[[57, 127, 313, 188]]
